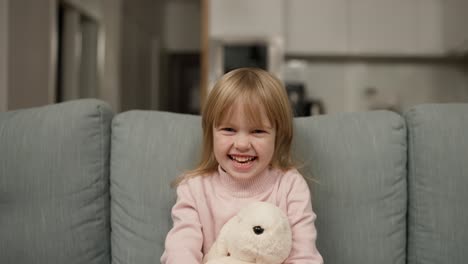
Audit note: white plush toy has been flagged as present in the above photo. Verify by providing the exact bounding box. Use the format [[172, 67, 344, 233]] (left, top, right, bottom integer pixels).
[[203, 202, 292, 264]]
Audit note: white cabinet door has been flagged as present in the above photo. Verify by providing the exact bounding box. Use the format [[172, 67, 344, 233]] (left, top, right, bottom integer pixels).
[[349, 0, 418, 55], [414, 0, 445, 56], [210, 0, 283, 38], [284, 0, 447, 56], [285, 0, 348, 55], [442, 0, 468, 53]]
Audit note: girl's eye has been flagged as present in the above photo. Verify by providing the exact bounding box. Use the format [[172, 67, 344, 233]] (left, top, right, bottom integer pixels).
[[221, 127, 235, 132], [253, 129, 266, 134]]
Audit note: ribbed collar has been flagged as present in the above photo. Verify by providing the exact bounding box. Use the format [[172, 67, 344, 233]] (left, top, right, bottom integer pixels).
[[216, 165, 279, 198]]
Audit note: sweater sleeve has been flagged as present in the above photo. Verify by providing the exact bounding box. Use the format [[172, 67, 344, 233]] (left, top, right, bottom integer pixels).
[[161, 182, 204, 264], [284, 171, 323, 264]]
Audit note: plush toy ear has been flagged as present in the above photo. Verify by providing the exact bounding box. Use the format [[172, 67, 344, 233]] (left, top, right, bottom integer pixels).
[[203, 215, 238, 264]]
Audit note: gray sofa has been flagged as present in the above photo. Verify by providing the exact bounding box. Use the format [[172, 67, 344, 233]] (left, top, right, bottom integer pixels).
[[1, 99, 467, 264]]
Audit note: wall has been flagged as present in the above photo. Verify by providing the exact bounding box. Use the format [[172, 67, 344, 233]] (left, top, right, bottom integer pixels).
[[158, 0, 201, 113], [0, 0, 8, 111], [0, 0, 123, 112], [101, 0, 122, 112], [164, 0, 200, 52], [61, 0, 122, 111], [50, 0, 159, 112], [120, 0, 163, 111], [0, 0, 162, 112], [63, 0, 102, 20], [7, 0, 56, 110]]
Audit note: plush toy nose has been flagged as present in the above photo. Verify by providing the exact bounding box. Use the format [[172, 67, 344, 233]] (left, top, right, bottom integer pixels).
[[253, 226, 264, 235]]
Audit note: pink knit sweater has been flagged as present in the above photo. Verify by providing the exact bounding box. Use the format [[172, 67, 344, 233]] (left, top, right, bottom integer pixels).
[[161, 166, 323, 264]]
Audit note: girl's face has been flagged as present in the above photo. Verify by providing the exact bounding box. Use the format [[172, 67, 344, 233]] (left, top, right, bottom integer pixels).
[[213, 102, 276, 181]]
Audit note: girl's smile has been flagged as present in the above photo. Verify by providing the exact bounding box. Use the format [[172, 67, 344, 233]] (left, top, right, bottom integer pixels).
[[228, 154, 256, 171], [213, 102, 276, 181]]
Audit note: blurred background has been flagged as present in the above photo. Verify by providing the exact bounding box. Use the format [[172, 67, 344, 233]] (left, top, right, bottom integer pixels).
[[1, 0, 467, 116]]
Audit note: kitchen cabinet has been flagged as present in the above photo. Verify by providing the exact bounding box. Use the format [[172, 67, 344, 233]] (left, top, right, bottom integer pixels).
[[285, 0, 447, 56], [413, 0, 445, 56], [349, 0, 418, 55], [443, 0, 468, 54], [285, 0, 348, 55], [210, 0, 283, 39]]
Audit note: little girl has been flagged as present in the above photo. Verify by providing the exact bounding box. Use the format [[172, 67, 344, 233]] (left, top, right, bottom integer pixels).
[[161, 68, 323, 264]]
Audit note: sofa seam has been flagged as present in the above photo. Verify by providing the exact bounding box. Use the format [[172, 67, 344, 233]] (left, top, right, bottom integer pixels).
[[405, 110, 417, 264], [97, 103, 112, 263]]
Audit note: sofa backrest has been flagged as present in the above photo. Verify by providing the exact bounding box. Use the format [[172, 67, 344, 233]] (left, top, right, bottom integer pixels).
[[110, 111, 201, 263], [0, 99, 113, 264], [405, 104, 468, 264], [5, 99, 466, 264], [110, 109, 407, 264], [293, 111, 407, 264]]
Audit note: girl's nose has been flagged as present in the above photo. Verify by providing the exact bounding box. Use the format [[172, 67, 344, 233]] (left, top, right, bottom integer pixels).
[[234, 134, 250, 150]]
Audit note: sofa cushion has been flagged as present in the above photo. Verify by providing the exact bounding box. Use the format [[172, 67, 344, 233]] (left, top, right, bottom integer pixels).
[[0, 99, 112, 264], [405, 103, 468, 264], [294, 111, 407, 264], [111, 110, 406, 264], [110, 111, 201, 264]]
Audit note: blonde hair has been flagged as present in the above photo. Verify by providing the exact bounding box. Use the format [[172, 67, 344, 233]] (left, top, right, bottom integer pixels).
[[173, 68, 295, 186]]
